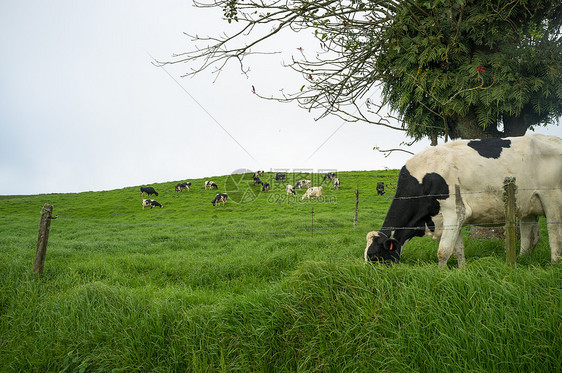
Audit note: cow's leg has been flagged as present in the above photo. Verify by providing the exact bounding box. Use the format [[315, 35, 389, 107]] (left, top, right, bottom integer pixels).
[[542, 192, 562, 262], [438, 185, 470, 269], [453, 235, 465, 268], [519, 216, 540, 256], [437, 227, 462, 269]]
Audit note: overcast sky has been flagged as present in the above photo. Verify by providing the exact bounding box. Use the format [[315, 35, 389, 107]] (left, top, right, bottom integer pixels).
[[1, 1, 560, 196]]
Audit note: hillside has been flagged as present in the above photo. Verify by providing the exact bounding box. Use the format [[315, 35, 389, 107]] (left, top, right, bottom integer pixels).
[[1, 170, 560, 372]]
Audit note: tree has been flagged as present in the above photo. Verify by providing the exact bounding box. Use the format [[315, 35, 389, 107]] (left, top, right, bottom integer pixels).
[[161, 0, 562, 143]]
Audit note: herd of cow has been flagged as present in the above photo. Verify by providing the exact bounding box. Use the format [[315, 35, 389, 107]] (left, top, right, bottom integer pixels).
[[139, 171, 347, 210], [139, 134, 561, 267]]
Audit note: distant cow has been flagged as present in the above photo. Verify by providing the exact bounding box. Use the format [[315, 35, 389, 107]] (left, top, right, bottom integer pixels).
[[262, 183, 270, 192], [212, 193, 228, 206], [140, 186, 158, 197], [302, 186, 323, 200], [175, 182, 191, 192], [323, 172, 337, 181], [205, 181, 218, 190], [334, 178, 340, 190], [253, 176, 264, 186], [376, 182, 385, 195], [275, 173, 286, 181], [254, 170, 265, 178], [364, 134, 562, 268], [286, 185, 296, 196], [295, 180, 312, 189], [142, 199, 163, 210]]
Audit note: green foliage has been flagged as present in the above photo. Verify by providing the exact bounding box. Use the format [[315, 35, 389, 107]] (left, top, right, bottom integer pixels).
[[379, 0, 562, 139], [0, 171, 560, 371], [180, 0, 561, 142]]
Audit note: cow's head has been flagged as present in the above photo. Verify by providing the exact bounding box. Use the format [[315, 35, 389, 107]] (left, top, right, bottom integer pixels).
[[364, 231, 402, 264]]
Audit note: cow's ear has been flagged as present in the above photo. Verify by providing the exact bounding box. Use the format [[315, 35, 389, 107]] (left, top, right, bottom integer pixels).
[[383, 238, 400, 252]]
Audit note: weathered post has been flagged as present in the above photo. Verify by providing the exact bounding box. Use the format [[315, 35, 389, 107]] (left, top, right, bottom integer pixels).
[[33, 203, 54, 274], [353, 183, 359, 228], [504, 177, 517, 267]]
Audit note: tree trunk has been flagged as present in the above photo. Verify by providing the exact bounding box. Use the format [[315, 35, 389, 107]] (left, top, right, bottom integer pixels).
[[502, 103, 543, 137], [430, 133, 438, 146], [449, 111, 501, 139]]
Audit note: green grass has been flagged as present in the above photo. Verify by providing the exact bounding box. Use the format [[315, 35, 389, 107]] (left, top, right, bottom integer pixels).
[[0, 170, 560, 372]]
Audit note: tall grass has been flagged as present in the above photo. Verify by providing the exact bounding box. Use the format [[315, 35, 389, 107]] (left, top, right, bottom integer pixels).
[[0, 170, 560, 372]]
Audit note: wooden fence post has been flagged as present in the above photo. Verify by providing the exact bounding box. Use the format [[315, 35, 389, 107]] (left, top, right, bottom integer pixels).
[[33, 203, 54, 274], [504, 177, 517, 267], [354, 183, 359, 228]]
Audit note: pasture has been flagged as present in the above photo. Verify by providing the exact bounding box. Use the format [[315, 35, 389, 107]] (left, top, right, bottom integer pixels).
[[0, 170, 560, 372]]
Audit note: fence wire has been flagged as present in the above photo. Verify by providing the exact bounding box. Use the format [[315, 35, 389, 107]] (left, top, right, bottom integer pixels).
[[2, 185, 560, 247]]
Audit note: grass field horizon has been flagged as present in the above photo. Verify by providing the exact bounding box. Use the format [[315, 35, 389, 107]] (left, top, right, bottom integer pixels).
[[1, 170, 560, 372]]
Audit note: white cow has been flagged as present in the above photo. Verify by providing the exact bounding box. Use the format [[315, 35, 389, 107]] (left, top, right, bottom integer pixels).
[[364, 134, 562, 268], [302, 186, 323, 200]]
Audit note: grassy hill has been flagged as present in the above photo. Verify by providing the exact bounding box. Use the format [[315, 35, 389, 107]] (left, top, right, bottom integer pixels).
[[1, 170, 560, 372]]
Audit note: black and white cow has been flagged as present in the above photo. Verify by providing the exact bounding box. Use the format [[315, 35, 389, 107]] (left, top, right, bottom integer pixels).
[[286, 185, 296, 195], [140, 186, 158, 197], [295, 179, 311, 189], [334, 177, 340, 190], [142, 199, 163, 210], [253, 176, 264, 186], [262, 182, 270, 192], [323, 172, 337, 181], [365, 134, 562, 268], [205, 181, 218, 190], [254, 170, 265, 178], [175, 182, 191, 192], [376, 182, 385, 196], [212, 193, 228, 206], [275, 173, 286, 182]]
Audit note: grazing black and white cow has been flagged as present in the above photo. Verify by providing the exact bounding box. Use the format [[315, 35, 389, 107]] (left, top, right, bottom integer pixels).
[[205, 181, 218, 190], [323, 172, 337, 181], [142, 199, 163, 210], [140, 186, 158, 197], [254, 170, 265, 178], [364, 134, 562, 268], [295, 179, 311, 189], [212, 193, 228, 206], [262, 183, 270, 192], [275, 173, 286, 181], [253, 176, 264, 186], [175, 182, 191, 192], [286, 185, 296, 195], [334, 177, 340, 190], [376, 182, 385, 196]]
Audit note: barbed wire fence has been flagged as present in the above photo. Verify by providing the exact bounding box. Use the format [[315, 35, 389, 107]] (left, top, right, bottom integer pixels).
[[8, 183, 561, 256]]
